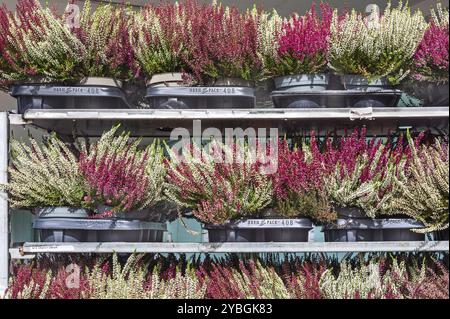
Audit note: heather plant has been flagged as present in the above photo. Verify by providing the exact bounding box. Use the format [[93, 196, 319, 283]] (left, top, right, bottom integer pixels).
[[165, 141, 273, 225], [412, 3, 449, 83], [6, 254, 449, 299], [329, 2, 427, 84], [87, 254, 150, 299], [179, 0, 260, 84], [0, 4, 15, 89], [74, 0, 137, 80], [1, 0, 136, 84], [390, 136, 449, 233], [229, 260, 290, 299], [67, 254, 206, 299], [5, 0, 85, 83], [413, 263, 449, 299], [270, 4, 333, 76], [79, 126, 166, 217], [273, 139, 335, 222], [7, 266, 52, 299], [0, 136, 87, 209], [200, 259, 290, 298], [323, 129, 409, 218], [147, 265, 207, 299], [283, 261, 325, 299], [133, 2, 186, 79], [319, 258, 421, 299], [249, 7, 282, 79]]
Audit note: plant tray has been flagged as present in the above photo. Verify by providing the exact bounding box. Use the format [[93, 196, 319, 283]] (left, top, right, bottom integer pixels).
[[146, 86, 256, 109], [33, 218, 167, 243], [433, 230, 449, 241], [11, 85, 132, 113], [271, 89, 403, 108], [204, 218, 313, 242], [322, 218, 425, 242]]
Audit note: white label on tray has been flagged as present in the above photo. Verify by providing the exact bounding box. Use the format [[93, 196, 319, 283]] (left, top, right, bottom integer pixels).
[[27, 245, 75, 253], [236, 219, 307, 228], [51, 87, 101, 95], [188, 87, 236, 95]]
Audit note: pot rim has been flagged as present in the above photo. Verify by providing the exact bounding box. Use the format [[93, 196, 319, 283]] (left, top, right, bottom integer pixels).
[[78, 77, 123, 88], [147, 72, 185, 87]]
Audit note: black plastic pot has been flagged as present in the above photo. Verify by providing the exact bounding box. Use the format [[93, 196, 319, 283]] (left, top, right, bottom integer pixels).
[[205, 218, 313, 242], [323, 218, 425, 242], [32, 207, 91, 242], [95, 205, 153, 221], [34, 207, 90, 218], [342, 76, 392, 91], [322, 207, 425, 242], [11, 78, 131, 113], [408, 81, 449, 107], [95, 220, 166, 242], [326, 74, 346, 107], [433, 229, 449, 241], [271, 74, 328, 108], [33, 218, 166, 243], [338, 75, 402, 107], [146, 86, 256, 109], [274, 74, 329, 91]]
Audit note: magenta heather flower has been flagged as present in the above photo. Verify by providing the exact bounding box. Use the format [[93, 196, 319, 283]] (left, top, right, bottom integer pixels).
[[273, 136, 335, 222], [79, 148, 150, 218], [275, 3, 332, 75], [0, 0, 46, 84], [413, 21, 449, 83], [178, 0, 260, 84], [165, 142, 272, 225], [0, 4, 13, 88]]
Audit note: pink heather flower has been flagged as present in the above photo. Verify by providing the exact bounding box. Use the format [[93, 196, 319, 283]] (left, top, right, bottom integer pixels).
[[79, 149, 150, 217], [0, 1, 44, 84], [276, 3, 333, 75], [273, 138, 326, 200], [166, 142, 271, 224], [178, 0, 260, 84], [413, 22, 449, 83]]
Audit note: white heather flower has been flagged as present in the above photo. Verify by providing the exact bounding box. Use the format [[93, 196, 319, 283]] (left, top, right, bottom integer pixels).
[[329, 2, 427, 83], [250, 7, 283, 77], [431, 3, 449, 27]]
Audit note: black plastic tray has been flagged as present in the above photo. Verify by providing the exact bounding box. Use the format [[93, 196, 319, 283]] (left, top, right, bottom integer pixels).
[[271, 89, 403, 108], [204, 218, 313, 242], [322, 218, 425, 242], [33, 218, 166, 242], [11, 85, 132, 113], [146, 86, 256, 109]]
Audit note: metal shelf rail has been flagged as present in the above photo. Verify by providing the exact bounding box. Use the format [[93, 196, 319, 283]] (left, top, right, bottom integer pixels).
[[9, 241, 450, 258], [9, 107, 450, 137], [1, 107, 450, 295]]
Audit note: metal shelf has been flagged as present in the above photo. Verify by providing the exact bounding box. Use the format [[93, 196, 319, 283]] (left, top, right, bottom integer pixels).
[[8, 107, 449, 137], [2, 108, 450, 292], [9, 241, 449, 258]]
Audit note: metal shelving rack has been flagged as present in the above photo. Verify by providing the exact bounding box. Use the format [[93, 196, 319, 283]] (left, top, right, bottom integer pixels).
[[1, 106, 450, 295]]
